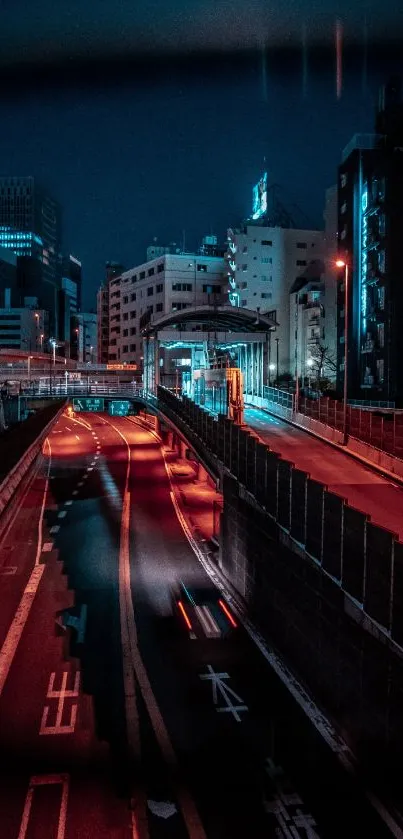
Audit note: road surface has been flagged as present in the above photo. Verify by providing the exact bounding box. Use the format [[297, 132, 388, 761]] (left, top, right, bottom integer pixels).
[[0, 410, 400, 838], [245, 406, 403, 541]]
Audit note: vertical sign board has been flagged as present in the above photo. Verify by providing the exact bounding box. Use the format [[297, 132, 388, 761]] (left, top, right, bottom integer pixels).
[[306, 479, 324, 562], [342, 506, 366, 603], [322, 491, 344, 580], [108, 400, 131, 416], [290, 469, 308, 545], [364, 522, 394, 631]]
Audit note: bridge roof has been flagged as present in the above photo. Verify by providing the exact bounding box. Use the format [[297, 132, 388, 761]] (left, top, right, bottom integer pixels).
[[141, 304, 278, 337]]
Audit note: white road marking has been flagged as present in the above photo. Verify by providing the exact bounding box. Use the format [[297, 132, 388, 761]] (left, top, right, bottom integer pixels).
[[58, 511, 67, 519], [200, 665, 248, 722], [103, 416, 207, 839], [87, 467, 93, 472], [78, 481, 84, 486], [91, 460, 96, 466], [0, 439, 51, 697], [72, 490, 78, 496], [50, 525, 60, 534], [82, 475, 88, 481], [40, 671, 80, 735], [17, 774, 69, 839], [64, 500, 73, 506], [42, 542, 54, 553], [0, 567, 17, 576], [64, 426, 72, 431]]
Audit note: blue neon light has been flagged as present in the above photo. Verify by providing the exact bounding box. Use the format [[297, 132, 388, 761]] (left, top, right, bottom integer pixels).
[[361, 187, 368, 334]]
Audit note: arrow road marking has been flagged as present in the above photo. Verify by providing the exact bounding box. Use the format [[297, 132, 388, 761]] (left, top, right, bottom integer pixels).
[[200, 665, 248, 722], [17, 774, 69, 839]]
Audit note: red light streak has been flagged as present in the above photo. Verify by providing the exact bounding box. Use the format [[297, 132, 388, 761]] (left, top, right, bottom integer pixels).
[[218, 599, 237, 628], [178, 600, 192, 630]]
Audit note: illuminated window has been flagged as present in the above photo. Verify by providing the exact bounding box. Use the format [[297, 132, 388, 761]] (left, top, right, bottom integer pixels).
[[340, 173, 347, 188], [197, 264, 207, 272], [378, 250, 385, 273], [377, 323, 385, 348]]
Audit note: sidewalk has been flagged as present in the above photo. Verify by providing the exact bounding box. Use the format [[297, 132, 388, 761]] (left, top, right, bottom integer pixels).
[[162, 445, 222, 546]]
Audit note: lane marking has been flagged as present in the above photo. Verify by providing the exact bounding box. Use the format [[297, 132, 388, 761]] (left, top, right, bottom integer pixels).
[[40, 671, 80, 736], [42, 542, 54, 553], [78, 481, 84, 487], [161, 440, 403, 839], [0, 439, 51, 696], [87, 467, 93, 472], [200, 665, 248, 722], [17, 774, 69, 839], [64, 500, 73, 506], [72, 490, 78, 496], [50, 525, 60, 534], [75, 434, 80, 440], [104, 417, 208, 839], [58, 511, 67, 519], [0, 567, 17, 576]]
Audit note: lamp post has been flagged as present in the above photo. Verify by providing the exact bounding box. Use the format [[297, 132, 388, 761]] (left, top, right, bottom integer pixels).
[[275, 337, 279, 385], [336, 259, 349, 444], [269, 363, 275, 387]]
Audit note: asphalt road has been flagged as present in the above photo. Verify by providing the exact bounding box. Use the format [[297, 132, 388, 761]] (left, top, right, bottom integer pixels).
[[245, 406, 403, 541], [0, 410, 401, 838]]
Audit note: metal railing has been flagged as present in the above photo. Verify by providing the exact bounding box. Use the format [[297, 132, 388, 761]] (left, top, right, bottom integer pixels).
[[24, 383, 146, 398]]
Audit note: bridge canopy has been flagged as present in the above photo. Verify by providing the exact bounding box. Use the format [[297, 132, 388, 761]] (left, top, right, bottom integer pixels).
[[141, 304, 278, 337]]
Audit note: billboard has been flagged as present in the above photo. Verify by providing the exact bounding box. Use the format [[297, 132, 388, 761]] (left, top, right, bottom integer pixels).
[[73, 398, 104, 412], [252, 172, 268, 220]]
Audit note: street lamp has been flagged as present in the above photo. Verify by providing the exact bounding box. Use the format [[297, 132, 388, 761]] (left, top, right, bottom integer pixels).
[[336, 258, 349, 444], [269, 362, 275, 387], [275, 337, 279, 386]]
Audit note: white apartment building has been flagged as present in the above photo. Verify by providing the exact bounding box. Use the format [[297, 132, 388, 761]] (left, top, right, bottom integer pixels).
[[227, 224, 326, 376], [108, 250, 226, 369]]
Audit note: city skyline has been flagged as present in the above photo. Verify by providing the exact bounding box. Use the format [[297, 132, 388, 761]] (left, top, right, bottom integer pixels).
[[1, 48, 394, 309]]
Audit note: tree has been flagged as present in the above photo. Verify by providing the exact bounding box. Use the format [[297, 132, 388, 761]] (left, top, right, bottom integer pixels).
[[309, 344, 337, 391]]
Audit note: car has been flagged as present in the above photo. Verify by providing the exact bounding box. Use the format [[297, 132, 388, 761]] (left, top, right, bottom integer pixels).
[[172, 581, 238, 640]]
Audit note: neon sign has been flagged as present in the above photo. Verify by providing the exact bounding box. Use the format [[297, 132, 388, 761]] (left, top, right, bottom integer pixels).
[[361, 188, 368, 334]]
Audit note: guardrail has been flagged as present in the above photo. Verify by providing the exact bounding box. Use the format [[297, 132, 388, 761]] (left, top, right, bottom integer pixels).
[[23, 384, 146, 398], [0, 400, 66, 539]]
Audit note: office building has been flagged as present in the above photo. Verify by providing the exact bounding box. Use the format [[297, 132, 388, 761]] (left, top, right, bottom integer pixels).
[[76, 312, 97, 363], [107, 244, 226, 369], [0, 307, 46, 351], [0, 246, 17, 307], [0, 176, 62, 337], [226, 222, 325, 377], [337, 77, 403, 404], [97, 262, 125, 364]]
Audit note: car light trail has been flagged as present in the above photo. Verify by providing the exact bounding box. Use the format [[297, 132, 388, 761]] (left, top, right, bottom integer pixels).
[[178, 600, 193, 630], [218, 599, 237, 627]]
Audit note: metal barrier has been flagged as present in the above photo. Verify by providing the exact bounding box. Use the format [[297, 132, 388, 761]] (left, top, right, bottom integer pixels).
[[156, 386, 402, 650]]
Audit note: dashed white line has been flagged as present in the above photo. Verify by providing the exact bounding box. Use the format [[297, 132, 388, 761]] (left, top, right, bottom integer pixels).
[[72, 490, 78, 496], [87, 467, 93, 472], [42, 542, 54, 553], [58, 511, 67, 519], [50, 525, 60, 534], [64, 501, 73, 507]]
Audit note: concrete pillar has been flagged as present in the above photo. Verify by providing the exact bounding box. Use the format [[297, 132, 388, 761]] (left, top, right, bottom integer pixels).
[[180, 439, 187, 460], [166, 430, 174, 449]]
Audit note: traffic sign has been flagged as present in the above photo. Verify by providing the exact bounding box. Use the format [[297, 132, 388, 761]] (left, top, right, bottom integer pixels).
[[108, 400, 131, 416], [72, 397, 105, 412]]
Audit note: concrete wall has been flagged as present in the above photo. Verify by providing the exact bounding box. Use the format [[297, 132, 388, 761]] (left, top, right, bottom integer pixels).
[[220, 474, 403, 782]]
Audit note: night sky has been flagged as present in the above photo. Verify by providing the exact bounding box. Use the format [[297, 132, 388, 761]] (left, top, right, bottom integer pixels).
[[1, 32, 402, 308]]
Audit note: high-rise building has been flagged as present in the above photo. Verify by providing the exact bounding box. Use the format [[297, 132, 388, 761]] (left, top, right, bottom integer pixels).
[[226, 223, 326, 376], [337, 77, 403, 404], [97, 262, 125, 364], [76, 312, 97, 363], [0, 176, 62, 337], [0, 246, 17, 307]]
